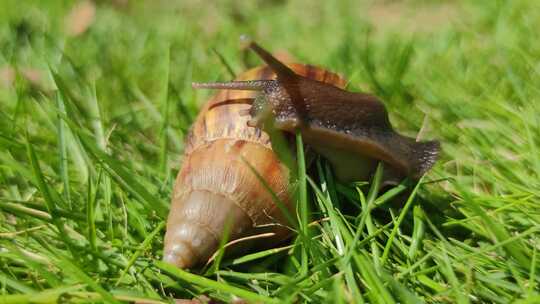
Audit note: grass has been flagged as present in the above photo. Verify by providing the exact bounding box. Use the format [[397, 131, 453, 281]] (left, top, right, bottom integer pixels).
[[1, 0, 539, 303]]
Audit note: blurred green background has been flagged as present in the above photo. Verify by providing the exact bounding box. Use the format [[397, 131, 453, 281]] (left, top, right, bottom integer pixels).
[[1, 0, 539, 303]]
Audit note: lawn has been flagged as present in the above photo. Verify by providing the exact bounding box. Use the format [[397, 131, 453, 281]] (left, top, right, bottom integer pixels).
[[1, 0, 539, 303]]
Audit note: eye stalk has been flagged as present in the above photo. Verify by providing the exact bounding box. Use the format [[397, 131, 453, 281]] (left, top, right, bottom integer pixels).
[[191, 79, 280, 129], [190, 37, 297, 93], [191, 80, 271, 91], [192, 37, 303, 129], [192, 71, 293, 131]]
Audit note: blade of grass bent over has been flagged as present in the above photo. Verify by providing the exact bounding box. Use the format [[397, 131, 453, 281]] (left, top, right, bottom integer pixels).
[[155, 261, 280, 304]]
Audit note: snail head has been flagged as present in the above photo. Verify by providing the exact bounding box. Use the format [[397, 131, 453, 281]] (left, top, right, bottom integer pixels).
[[192, 38, 304, 130]]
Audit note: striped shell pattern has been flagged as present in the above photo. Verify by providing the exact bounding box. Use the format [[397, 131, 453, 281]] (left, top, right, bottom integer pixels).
[[163, 62, 347, 269]]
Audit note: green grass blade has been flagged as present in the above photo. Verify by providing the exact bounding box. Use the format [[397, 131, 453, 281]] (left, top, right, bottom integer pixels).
[[380, 176, 423, 267], [55, 255, 120, 304], [295, 131, 309, 276], [158, 43, 171, 176], [55, 90, 71, 209], [116, 221, 165, 285], [155, 261, 280, 304]]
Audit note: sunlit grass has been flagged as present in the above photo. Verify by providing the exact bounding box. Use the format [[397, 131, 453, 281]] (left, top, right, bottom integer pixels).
[[1, 0, 539, 303]]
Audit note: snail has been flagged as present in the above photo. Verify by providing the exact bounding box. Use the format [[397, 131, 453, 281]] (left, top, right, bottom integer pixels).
[[192, 39, 440, 182], [163, 50, 347, 269], [164, 38, 440, 269]]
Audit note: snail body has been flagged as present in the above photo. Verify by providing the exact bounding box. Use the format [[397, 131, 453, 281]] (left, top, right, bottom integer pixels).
[[164, 62, 347, 269], [193, 40, 440, 182]]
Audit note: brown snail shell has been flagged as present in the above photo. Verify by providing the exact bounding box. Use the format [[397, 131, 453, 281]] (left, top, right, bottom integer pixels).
[[163, 63, 347, 269]]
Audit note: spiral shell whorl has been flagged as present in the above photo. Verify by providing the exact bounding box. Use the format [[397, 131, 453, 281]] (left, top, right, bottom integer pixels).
[[164, 139, 290, 268], [164, 63, 347, 268], [163, 190, 252, 267]]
